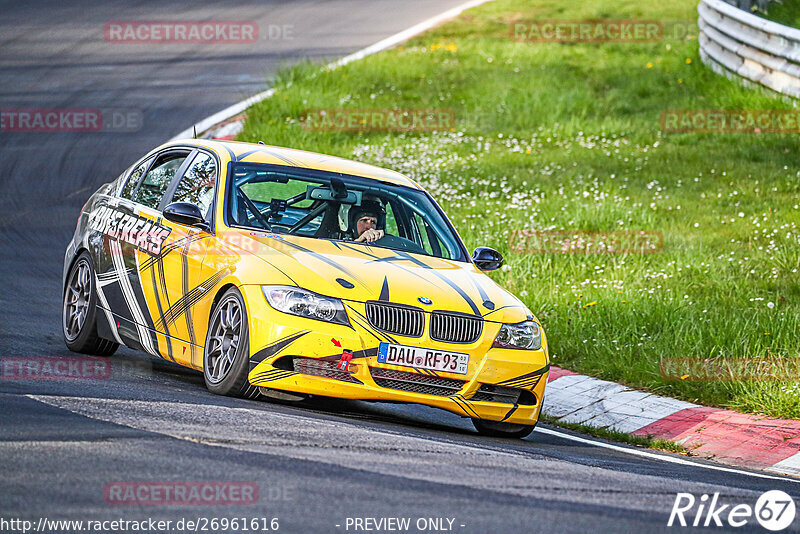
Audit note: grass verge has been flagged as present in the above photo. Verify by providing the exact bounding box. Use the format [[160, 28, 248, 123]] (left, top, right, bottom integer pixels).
[[239, 0, 800, 419]]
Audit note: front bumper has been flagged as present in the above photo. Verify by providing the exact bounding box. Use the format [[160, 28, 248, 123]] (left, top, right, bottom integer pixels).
[[242, 285, 549, 426]]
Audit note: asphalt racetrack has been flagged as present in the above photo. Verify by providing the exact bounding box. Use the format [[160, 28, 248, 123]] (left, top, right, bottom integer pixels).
[[0, 2, 798, 533]]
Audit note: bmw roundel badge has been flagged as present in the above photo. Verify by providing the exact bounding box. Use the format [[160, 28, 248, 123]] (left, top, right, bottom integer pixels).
[[418, 296, 433, 305]]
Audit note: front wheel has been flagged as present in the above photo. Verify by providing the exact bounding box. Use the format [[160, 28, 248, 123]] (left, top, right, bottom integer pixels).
[[203, 287, 259, 399], [62, 252, 118, 356], [472, 418, 535, 439]]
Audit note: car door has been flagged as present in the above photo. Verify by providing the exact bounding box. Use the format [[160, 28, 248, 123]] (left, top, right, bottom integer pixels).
[[98, 148, 193, 357], [143, 149, 220, 369]]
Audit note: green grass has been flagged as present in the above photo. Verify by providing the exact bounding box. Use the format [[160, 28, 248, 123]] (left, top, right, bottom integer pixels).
[[240, 0, 800, 419], [755, 0, 800, 27]]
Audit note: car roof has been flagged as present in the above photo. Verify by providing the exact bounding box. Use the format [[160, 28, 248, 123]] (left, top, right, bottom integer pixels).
[[165, 139, 423, 190]]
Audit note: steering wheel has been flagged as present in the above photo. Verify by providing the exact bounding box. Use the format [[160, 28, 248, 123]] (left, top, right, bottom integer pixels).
[[372, 234, 426, 254], [237, 189, 272, 230]]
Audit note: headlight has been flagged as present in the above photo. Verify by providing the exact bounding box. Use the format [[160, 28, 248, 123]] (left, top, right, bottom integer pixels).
[[262, 286, 349, 326], [492, 320, 542, 350]]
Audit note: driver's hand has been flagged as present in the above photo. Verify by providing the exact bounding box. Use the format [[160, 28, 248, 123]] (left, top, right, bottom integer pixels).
[[355, 229, 384, 243]]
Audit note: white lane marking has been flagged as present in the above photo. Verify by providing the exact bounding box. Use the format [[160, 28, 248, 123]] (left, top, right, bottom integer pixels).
[[768, 452, 800, 477], [170, 0, 493, 141], [535, 427, 800, 484]]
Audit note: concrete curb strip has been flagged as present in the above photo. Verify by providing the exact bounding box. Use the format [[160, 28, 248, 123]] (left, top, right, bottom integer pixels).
[[545, 366, 800, 478]]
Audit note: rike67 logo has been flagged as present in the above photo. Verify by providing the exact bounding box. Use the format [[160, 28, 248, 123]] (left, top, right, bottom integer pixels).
[[669, 491, 796, 531]]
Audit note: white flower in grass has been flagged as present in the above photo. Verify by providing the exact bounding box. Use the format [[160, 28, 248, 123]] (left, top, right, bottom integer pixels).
[[767, 302, 775, 309]]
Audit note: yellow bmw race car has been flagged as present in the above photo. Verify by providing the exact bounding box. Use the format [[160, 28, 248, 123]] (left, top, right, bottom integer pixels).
[[62, 139, 550, 437]]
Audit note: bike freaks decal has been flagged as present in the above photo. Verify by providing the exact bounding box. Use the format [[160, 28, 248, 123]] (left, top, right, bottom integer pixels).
[[88, 206, 171, 255]]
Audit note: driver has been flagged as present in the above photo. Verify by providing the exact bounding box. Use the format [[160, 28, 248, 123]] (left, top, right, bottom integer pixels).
[[350, 200, 385, 243]]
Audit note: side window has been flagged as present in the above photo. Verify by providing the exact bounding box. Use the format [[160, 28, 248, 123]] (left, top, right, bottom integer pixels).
[[121, 157, 153, 199], [170, 152, 217, 218], [413, 212, 448, 259], [131, 152, 189, 209], [384, 201, 399, 236]]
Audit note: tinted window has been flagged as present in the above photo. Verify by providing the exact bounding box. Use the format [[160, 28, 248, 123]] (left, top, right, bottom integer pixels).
[[132, 152, 189, 209], [170, 152, 217, 218], [121, 157, 153, 199], [226, 163, 467, 261]]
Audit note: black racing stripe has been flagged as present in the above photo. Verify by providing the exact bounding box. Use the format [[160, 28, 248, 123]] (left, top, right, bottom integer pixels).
[[500, 404, 519, 422], [345, 304, 398, 344], [124, 246, 160, 353], [258, 147, 298, 166], [278, 240, 367, 288], [249, 330, 310, 371], [454, 395, 480, 418], [374, 251, 481, 316], [149, 256, 174, 362], [138, 233, 207, 273], [252, 368, 296, 379], [235, 149, 261, 161], [364, 257, 441, 290], [450, 396, 478, 418], [338, 242, 382, 260], [251, 371, 298, 383], [155, 269, 228, 330], [181, 240, 196, 365], [138, 238, 185, 272], [152, 216, 174, 361], [251, 369, 297, 379], [156, 251, 171, 308], [236, 147, 298, 166], [482, 304, 519, 319], [496, 364, 550, 386], [502, 378, 542, 389], [469, 277, 495, 310], [221, 145, 236, 161], [379, 276, 390, 301]]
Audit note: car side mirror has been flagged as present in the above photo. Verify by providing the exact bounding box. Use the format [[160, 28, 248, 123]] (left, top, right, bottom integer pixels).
[[163, 202, 209, 231], [472, 246, 503, 271]]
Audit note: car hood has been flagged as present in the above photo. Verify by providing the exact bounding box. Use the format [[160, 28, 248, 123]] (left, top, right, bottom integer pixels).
[[233, 231, 530, 324]]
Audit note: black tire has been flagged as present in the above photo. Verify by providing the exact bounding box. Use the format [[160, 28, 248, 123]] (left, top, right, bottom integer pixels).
[[62, 251, 119, 356], [472, 418, 536, 439], [203, 287, 259, 399]]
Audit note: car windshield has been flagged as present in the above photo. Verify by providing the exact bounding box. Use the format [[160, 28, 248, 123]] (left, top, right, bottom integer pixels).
[[226, 163, 468, 261]]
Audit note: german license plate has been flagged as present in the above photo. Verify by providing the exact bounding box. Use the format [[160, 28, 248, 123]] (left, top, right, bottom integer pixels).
[[376, 342, 469, 375]]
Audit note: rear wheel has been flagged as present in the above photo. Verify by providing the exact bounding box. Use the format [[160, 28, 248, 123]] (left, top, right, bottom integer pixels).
[[203, 288, 259, 399], [62, 252, 118, 356], [472, 418, 535, 439]]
